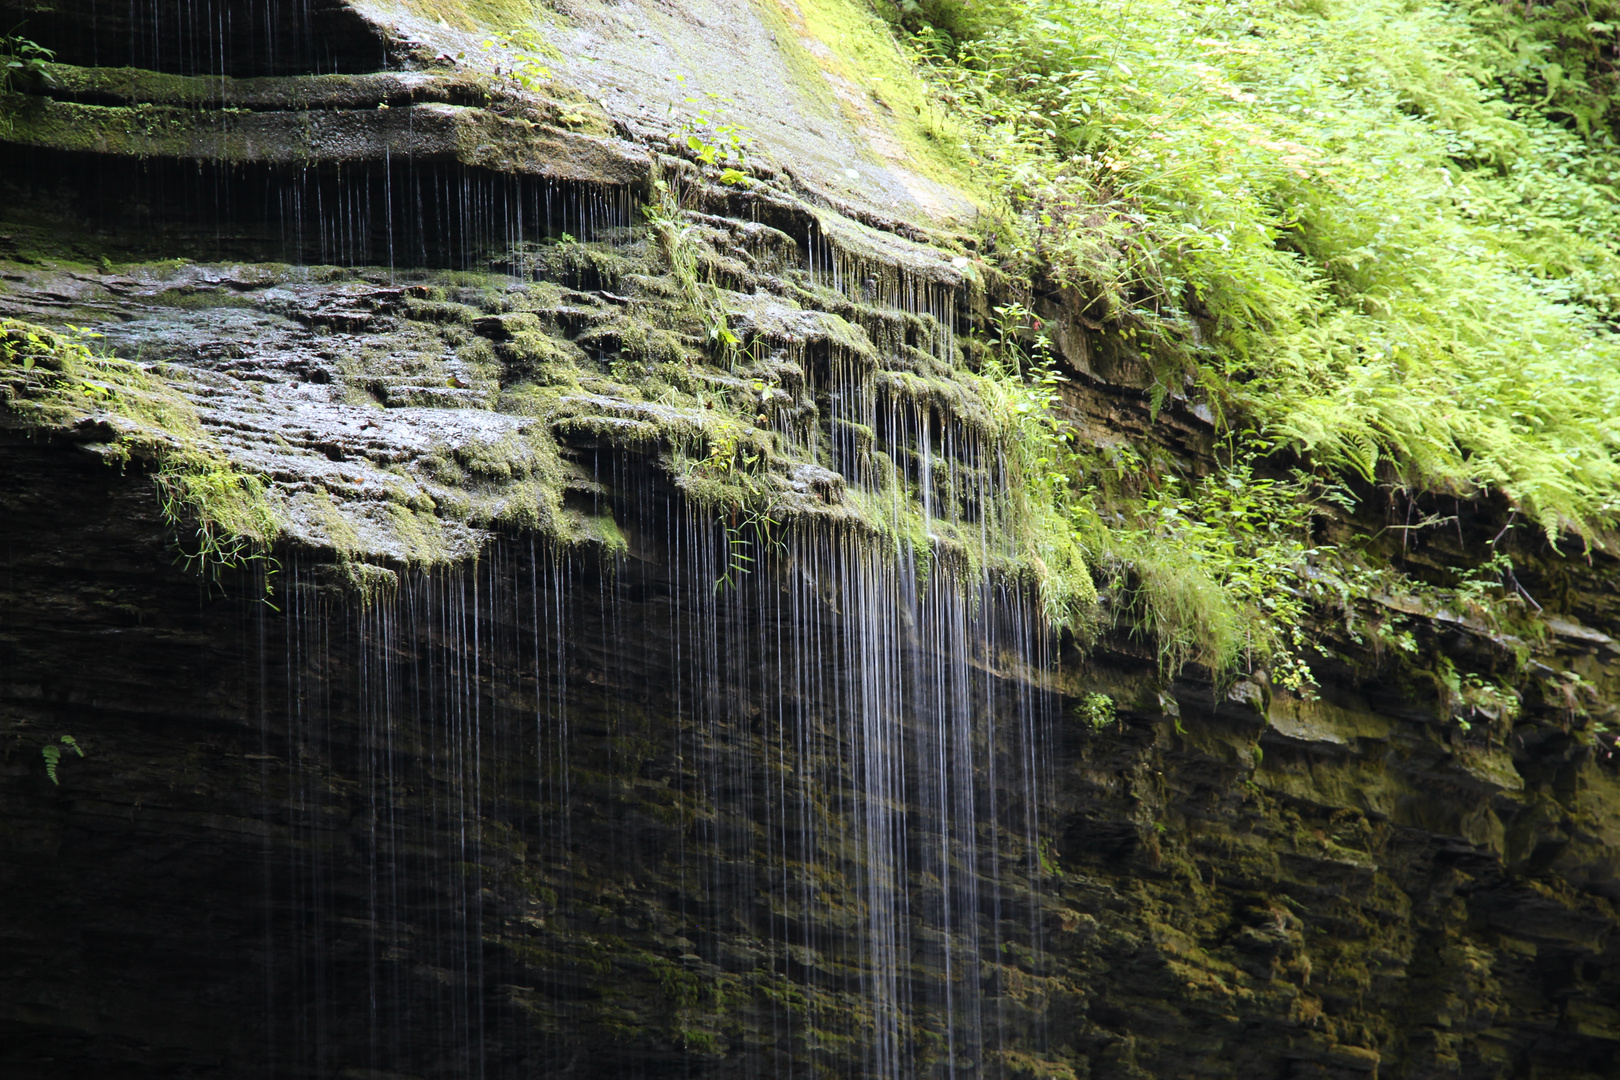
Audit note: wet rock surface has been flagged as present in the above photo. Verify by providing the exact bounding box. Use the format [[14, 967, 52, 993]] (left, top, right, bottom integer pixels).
[[4, 445, 1620, 1080], [0, 0, 393, 76]]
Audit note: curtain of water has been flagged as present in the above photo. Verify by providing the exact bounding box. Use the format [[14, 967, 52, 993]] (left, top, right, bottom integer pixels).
[[261, 502, 1062, 1080], [804, 218, 959, 364], [47, 155, 635, 271], [268, 165, 633, 269], [239, 81, 1062, 1074], [39, 0, 347, 76]]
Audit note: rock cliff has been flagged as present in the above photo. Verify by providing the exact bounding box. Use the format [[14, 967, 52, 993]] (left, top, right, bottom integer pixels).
[[1, 3, 1617, 1078]]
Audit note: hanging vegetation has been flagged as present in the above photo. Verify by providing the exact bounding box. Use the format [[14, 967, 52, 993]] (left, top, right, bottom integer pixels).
[[898, 0, 1620, 541]]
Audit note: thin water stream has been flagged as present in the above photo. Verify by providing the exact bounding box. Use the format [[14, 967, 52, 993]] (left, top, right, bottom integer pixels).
[[261, 494, 1064, 1079]]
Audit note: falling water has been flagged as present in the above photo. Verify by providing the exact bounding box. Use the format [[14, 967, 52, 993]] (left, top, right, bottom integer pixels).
[[8, 151, 637, 271], [15, 0, 382, 77], [262, 163, 635, 269], [805, 216, 960, 364], [260, 471, 1065, 1079]]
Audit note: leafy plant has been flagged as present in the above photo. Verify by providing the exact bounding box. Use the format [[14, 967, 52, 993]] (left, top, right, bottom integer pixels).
[[1, 30, 55, 94], [875, 0, 1025, 44], [643, 180, 742, 359], [1036, 835, 1063, 876], [1434, 655, 1521, 732], [670, 88, 756, 187], [470, 31, 557, 94], [41, 735, 83, 785], [714, 501, 783, 593], [1478, 0, 1620, 138], [908, 0, 1620, 543], [967, 303, 1098, 627], [1077, 691, 1116, 730], [1, 319, 282, 583], [681, 418, 783, 591], [1083, 451, 1331, 690]]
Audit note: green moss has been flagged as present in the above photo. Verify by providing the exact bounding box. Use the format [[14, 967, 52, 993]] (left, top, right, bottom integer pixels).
[[478, 478, 557, 531], [553, 414, 661, 444], [405, 297, 479, 324], [540, 242, 642, 292], [335, 559, 400, 599], [150, 288, 258, 311], [500, 328, 587, 376], [385, 502, 453, 564], [454, 431, 534, 481], [616, 323, 691, 367], [757, 0, 989, 221], [402, 0, 551, 34], [0, 319, 282, 570], [41, 63, 217, 105], [3, 185, 1096, 628], [301, 487, 361, 556], [0, 97, 247, 159], [36, 63, 493, 111]]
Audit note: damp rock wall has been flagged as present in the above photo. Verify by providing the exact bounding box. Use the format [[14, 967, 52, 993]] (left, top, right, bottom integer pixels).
[[6, 405, 1620, 1080], [2, 3, 1619, 1079]]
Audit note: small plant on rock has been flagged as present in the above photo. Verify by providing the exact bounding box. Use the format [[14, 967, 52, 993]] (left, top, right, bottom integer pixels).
[[1, 31, 56, 94], [1077, 691, 1117, 731], [41, 735, 83, 785]]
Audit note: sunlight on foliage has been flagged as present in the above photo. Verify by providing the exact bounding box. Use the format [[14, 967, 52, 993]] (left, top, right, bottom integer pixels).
[[911, 0, 1620, 543], [972, 302, 1326, 681]]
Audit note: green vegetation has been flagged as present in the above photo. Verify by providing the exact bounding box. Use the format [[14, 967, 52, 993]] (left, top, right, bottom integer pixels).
[[1083, 449, 1332, 688], [908, 0, 1620, 538], [966, 312, 1099, 623], [767, 0, 991, 206], [474, 30, 558, 94], [670, 87, 758, 188], [975, 299, 1339, 683], [1077, 691, 1116, 730], [643, 177, 744, 357], [0, 31, 55, 95], [861, 0, 1620, 690], [8, 0, 1616, 698], [1494, 0, 1620, 138], [0, 230, 1096, 615], [40, 734, 82, 785]]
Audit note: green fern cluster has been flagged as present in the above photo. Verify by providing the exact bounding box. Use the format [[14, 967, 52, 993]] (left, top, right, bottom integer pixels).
[[40, 734, 82, 784], [1482, 0, 1620, 139], [911, 0, 1620, 543]]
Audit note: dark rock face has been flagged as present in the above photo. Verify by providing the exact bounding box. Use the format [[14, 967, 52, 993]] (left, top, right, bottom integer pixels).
[[4, 436, 1620, 1080], [0, 0, 391, 76], [0, 442, 267, 1077], [1, 451, 1070, 1080], [5, 146, 641, 270]]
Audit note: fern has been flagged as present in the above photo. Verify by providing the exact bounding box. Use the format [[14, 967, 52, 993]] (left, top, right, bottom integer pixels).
[[41, 735, 83, 785], [911, 0, 1620, 542]]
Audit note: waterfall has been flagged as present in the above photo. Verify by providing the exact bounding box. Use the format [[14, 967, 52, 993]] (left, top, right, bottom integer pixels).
[[14, 0, 383, 77], [260, 493, 1064, 1079]]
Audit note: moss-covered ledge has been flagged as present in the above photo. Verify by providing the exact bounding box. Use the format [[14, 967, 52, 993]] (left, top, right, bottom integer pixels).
[[0, 92, 648, 182]]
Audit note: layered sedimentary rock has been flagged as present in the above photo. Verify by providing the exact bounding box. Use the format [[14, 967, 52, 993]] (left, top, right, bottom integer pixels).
[[2, 3, 1618, 1079]]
